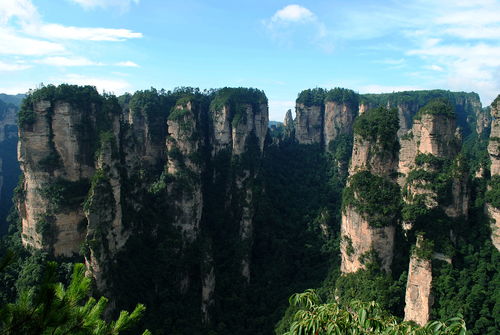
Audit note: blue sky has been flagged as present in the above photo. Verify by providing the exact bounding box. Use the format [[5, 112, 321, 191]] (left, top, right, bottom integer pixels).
[[0, 0, 499, 121]]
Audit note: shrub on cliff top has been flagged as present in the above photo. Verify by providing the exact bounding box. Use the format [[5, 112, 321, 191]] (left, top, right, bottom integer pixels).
[[324, 88, 360, 110], [415, 98, 455, 120], [210, 87, 267, 111], [18, 84, 109, 128], [296, 88, 326, 107], [342, 170, 401, 228], [353, 106, 399, 153], [210, 87, 267, 127]]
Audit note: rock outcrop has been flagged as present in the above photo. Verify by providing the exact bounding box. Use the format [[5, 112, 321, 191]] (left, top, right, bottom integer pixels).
[[167, 101, 204, 242], [294, 88, 358, 148], [294, 103, 323, 145], [323, 101, 357, 151], [16, 85, 491, 331], [210, 92, 268, 281], [404, 235, 433, 326], [340, 107, 400, 273], [17, 85, 269, 325], [283, 109, 294, 138], [399, 99, 468, 234], [17, 98, 99, 255], [487, 95, 500, 251], [488, 97, 500, 176]]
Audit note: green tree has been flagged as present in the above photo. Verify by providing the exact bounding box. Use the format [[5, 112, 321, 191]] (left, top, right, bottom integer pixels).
[[0, 260, 150, 335], [281, 289, 466, 335]]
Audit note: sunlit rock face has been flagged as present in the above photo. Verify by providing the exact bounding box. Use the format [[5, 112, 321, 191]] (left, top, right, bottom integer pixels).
[[487, 96, 500, 251], [404, 237, 433, 326], [18, 100, 97, 256]]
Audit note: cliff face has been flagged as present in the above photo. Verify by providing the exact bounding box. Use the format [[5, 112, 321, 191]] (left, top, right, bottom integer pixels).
[[340, 107, 400, 273], [17, 98, 99, 256], [488, 97, 500, 176], [16, 85, 268, 326], [323, 101, 356, 150], [404, 235, 433, 326], [398, 99, 468, 324], [16, 85, 492, 332], [361, 90, 484, 139], [293, 100, 356, 149], [167, 101, 203, 242], [210, 96, 268, 283], [487, 96, 500, 251], [340, 207, 395, 273], [294, 103, 323, 145], [399, 100, 468, 231]]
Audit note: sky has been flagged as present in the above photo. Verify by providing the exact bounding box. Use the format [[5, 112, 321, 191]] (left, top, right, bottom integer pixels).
[[0, 0, 499, 121]]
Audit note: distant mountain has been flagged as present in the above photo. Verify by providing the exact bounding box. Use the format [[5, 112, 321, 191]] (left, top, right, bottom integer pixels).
[[0, 94, 21, 235], [0, 93, 25, 107], [268, 120, 283, 128]]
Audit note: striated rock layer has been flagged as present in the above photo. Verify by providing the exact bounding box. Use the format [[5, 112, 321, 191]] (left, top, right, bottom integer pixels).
[[487, 96, 500, 251], [340, 106, 400, 274], [18, 99, 98, 255], [340, 207, 395, 273], [404, 236, 433, 326], [16, 85, 268, 325]]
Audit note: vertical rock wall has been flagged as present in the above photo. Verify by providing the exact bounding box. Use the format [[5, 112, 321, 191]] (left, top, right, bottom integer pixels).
[[294, 103, 323, 144], [18, 100, 97, 256], [167, 101, 203, 242], [404, 235, 433, 326], [487, 96, 500, 251], [340, 107, 399, 274]]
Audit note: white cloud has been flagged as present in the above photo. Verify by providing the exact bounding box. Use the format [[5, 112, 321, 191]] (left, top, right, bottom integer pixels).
[[0, 0, 142, 54], [0, 0, 39, 25], [61, 74, 131, 94], [0, 28, 65, 55], [0, 60, 30, 71], [24, 23, 142, 41], [69, 0, 140, 11], [334, 0, 500, 105], [271, 5, 316, 23], [423, 64, 444, 71], [37, 56, 102, 66], [115, 60, 139, 67], [264, 4, 331, 50]]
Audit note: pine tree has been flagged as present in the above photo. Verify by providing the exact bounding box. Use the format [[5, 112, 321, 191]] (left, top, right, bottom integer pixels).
[[0, 261, 151, 335]]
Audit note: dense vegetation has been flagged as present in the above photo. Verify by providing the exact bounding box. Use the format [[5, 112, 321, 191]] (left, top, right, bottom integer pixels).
[[414, 98, 455, 119], [295, 87, 359, 109], [361, 90, 481, 138], [353, 106, 400, 153], [342, 171, 401, 227], [0, 256, 150, 335], [279, 290, 466, 335], [0, 86, 498, 335], [485, 175, 500, 208]]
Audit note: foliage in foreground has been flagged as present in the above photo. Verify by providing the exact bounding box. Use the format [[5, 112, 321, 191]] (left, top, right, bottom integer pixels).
[[281, 289, 466, 335], [0, 259, 150, 335]]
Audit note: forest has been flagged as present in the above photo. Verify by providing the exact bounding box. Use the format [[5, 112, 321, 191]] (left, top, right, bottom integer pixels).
[[0, 85, 498, 335]]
